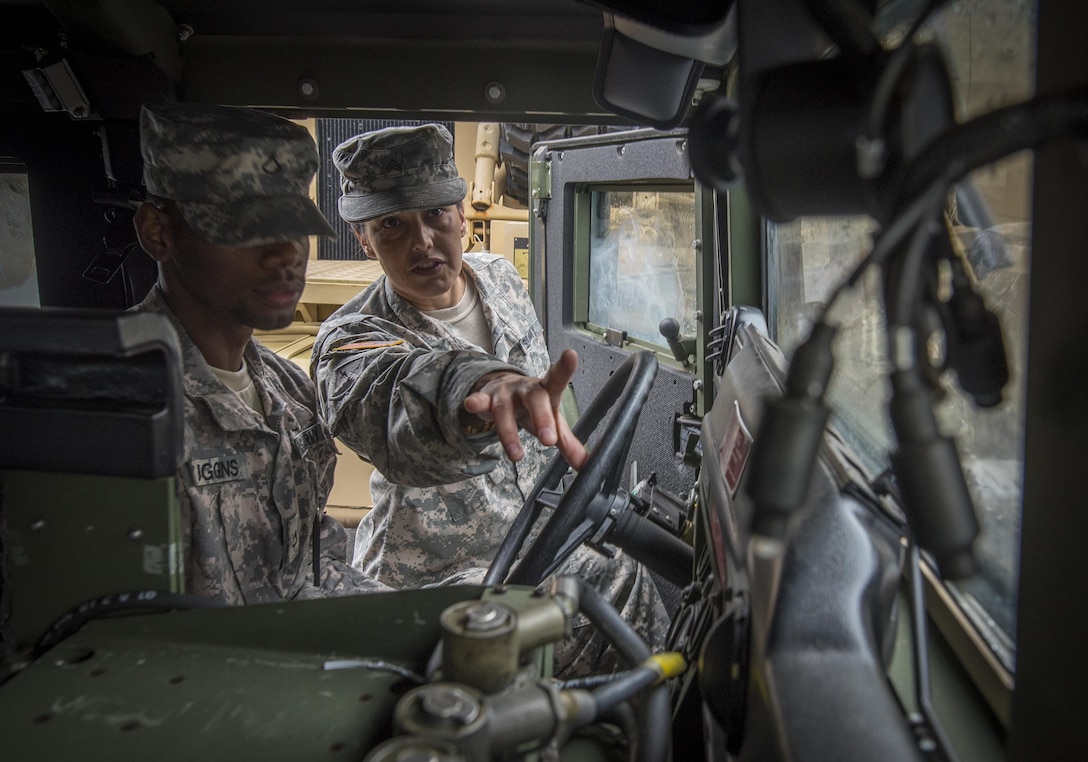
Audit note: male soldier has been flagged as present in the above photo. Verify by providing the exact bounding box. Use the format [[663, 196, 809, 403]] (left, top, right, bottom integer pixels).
[[311, 124, 669, 675], [132, 102, 388, 602]]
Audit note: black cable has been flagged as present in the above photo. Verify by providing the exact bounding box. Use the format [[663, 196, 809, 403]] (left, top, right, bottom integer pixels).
[[888, 85, 1088, 211], [838, 86, 1088, 350], [859, 0, 942, 179], [846, 170, 953, 292], [591, 663, 661, 716], [573, 576, 651, 666], [889, 211, 944, 328], [568, 576, 670, 762], [870, 89, 1088, 581], [746, 320, 836, 537], [752, 85, 1088, 579], [848, 85, 1088, 308], [864, 0, 941, 138], [561, 668, 636, 691], [880, 220, 984, 580], [31, 590, 224, 659], [749, 168, 949, 527]]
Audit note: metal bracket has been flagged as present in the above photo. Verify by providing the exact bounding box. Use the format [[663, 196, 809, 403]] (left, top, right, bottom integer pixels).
[[604, 328, 627, 347], [22, 58, 93, 119]]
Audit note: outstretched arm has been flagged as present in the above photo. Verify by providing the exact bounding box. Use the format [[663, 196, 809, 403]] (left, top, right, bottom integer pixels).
[[462, 348, 588, 470]]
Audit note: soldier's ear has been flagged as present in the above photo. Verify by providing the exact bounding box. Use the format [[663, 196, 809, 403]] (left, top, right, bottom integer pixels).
[[133, 202, 173, 263], [350, 226, 377, 260]]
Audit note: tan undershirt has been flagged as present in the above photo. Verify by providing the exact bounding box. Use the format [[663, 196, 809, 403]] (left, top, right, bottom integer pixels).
[[424, 274, 494, 353], [211, 361, 264, 415]]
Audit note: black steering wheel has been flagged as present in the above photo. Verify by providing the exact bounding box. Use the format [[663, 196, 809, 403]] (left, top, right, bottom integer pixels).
[[484, 350, 659, 587]]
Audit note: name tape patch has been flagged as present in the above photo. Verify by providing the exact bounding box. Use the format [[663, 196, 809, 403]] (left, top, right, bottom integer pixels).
[[190, 455, 249, 486]]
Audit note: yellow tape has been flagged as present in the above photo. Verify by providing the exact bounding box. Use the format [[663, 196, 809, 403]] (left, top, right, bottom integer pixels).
[[647, 651, 687, 682]]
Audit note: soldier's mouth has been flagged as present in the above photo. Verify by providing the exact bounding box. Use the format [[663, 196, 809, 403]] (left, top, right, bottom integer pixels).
[[257, 280, 303, 308], [412, 260, 444, 275]]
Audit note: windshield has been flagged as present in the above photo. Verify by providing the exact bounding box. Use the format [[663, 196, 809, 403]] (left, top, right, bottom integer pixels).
[[766, 0, 1033, 673]]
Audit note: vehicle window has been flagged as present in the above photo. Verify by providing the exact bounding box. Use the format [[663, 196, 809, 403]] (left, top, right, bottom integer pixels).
[[767, 0, 1032, 673], [585, 188, 698, 349], [0, 166, 39, 308]]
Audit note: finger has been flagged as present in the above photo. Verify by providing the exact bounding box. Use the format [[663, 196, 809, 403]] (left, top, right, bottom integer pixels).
[[541, 349, 579, 404], [521, 350, 577, 446], [462, 389, 490, 416], [554, 411, 588, 470], [493, 402, 525, 462]]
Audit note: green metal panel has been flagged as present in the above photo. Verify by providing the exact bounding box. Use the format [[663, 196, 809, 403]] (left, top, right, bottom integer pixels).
[[0, 586, 555, 759], [180, 37, 607, 122], [693, 182, 717, 416], [3, 470, 182, 651], [725, 186, 763, 311]]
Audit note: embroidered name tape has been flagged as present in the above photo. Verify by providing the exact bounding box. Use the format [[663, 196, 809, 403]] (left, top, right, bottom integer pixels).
[[190, 455, 250, 486]]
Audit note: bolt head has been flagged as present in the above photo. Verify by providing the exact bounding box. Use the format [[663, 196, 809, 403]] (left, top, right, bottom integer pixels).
[[420, 686, 481, 725], [484, 81, 506, 104]]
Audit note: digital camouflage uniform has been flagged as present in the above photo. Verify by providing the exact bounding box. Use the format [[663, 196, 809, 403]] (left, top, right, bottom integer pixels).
[[135, 103, 386, 604], [139, 102, 337, 246], [137, 286, 388, 603], [311, 250, 670, 675]]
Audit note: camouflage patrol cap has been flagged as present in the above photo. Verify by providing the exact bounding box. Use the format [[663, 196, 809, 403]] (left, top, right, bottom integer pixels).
[[334, 124, 467, 223], [140, 102, 336, 247]]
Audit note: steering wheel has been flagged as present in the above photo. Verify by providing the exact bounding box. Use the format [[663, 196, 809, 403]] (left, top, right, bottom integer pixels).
[[484, 350, 658, 587]]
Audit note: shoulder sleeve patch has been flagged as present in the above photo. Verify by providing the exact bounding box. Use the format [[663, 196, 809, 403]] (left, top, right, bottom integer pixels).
[[332, 339, 404, 352]]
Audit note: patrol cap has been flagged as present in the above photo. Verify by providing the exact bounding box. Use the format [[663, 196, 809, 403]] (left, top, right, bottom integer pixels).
[[140, 102, 337, 247], [334, 124, 467, 224]]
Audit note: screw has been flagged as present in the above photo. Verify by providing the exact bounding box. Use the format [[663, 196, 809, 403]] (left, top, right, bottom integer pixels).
[[128, 528, 144, 542], [484, 81, 506, 104], [420, 686, 480, 725], [298, 78, 319, 100], [463, 602, 509, 632], [29, 518, 46, 531]]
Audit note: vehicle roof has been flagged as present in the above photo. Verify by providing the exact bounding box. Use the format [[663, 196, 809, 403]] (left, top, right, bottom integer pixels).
[[0, 0, 637, 124]]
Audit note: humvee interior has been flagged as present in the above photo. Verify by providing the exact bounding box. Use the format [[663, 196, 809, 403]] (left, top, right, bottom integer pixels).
[[1, 0, 1085, 760]]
